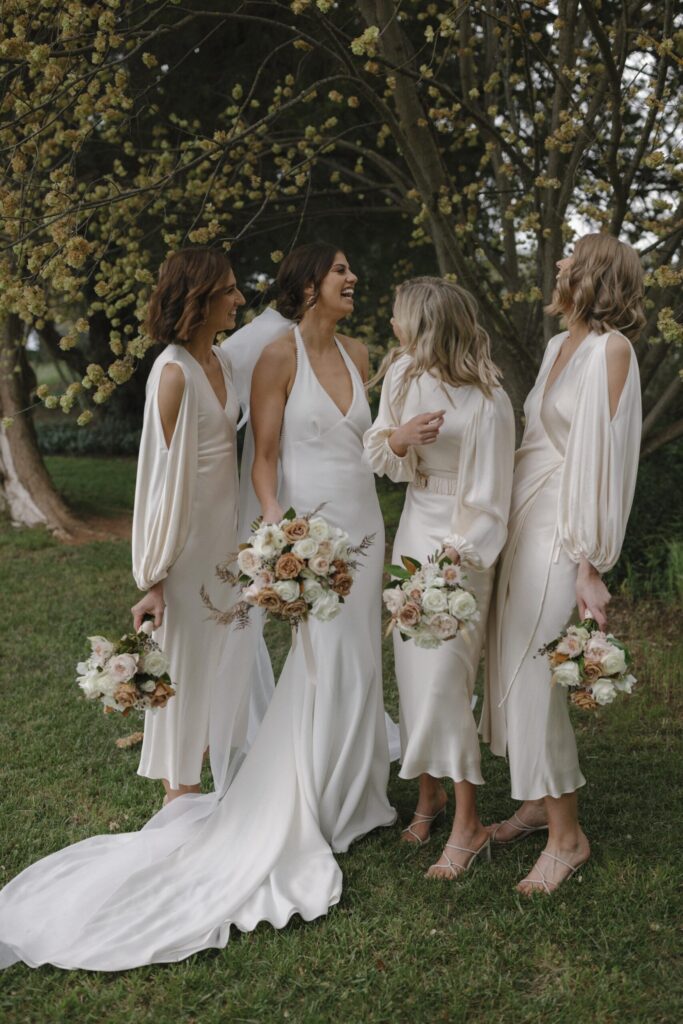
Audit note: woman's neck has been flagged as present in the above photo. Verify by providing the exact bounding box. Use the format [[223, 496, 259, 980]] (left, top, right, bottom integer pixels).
[[566, 319, 590, 346], [185, 324, 216, 365], [298, 307, 339, 353]]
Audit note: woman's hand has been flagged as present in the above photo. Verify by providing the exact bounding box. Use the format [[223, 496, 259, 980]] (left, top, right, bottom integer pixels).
[[131, 582, 165, 632], [576, 558, 610, 630], [261, 502, 284, 524], [389, 411, 445, 456], [443, 546, 461, 565]]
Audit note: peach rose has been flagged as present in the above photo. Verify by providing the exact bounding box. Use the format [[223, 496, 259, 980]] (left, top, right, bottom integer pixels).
[[275, 552, 305, 580], [113, 682, 138, 709], [279, 598, 308, 620], [255, 587, 286, 613], [398, 602, 421, 629], [149, 680, 175, 708], [583, 661, 603, 684], [330, 572, 353, 597], [549, 650, 570, 667], [282, 518, 309, 542]]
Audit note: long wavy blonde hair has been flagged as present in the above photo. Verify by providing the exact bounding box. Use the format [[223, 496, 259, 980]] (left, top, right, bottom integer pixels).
[[546, 233, 645, 338], [369, 276, 502, 400]]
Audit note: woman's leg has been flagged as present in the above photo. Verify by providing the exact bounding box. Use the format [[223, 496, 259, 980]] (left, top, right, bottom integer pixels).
[[517, 790, 590, 894], [401, 772, 447, 844], [427, 779, 489, 879]]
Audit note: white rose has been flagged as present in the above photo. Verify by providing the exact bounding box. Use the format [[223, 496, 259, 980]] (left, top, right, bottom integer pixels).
[[613, 673, 636, 694], [590, 678, 618, 705], [402, 576, 424, 594], [108, 653, 139, 683], [383, 588, 406, 615], [140, 680, 157, 693], [599, 646, 627, 676], [551, 660, 581, 688], [292, 537, 319, 560], [237, 547, 263, 577], [243, 583, 260, 603], [315, 539, 335, 560], [426, 613, 459, 640], [311, 591, 341, 621], [448, 589, 477, 621], [251, 525, 287, 558], [141, 649, 169, 676], [97, 671, 119, 698], [303, 578, 324, 602], [422, 588, 448, 614], [78, 669, 103, 700], [273, 579, 300, 603], [87, 635, 114, 667], [309, 555, 331, 576], [308, 517, 330, 541]]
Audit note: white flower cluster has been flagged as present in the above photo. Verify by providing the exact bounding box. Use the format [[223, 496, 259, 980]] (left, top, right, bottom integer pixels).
[[234, 512, 362, 624], [548, 623, 636, 706], [75, 622, 174, 716], [382, 553, 479, 649]]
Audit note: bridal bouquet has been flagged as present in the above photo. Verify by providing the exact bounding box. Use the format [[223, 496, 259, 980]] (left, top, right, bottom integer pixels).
[[382, 549, 479, 649], [540, 618, 636, 710], [75, 620, 175, 716], [203, 507, 373, 629]]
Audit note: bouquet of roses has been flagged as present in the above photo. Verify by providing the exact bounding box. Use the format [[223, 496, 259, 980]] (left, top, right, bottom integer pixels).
[[75, 620, 175, 716], [202, 507, 373, 629], [540, 618, 636, 710], [382, 547, 479, 649]]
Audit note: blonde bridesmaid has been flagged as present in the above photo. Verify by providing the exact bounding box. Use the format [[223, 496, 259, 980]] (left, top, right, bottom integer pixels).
[[364, 277, 514, 879], [482, 233, 644, 894]]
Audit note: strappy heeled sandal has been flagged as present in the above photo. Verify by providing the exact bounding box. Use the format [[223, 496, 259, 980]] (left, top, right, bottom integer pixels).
[[426, 836, 491, 879], [490, 812, 549, 845], [517, 850, 588, 896], [401, 806, 446, 846]]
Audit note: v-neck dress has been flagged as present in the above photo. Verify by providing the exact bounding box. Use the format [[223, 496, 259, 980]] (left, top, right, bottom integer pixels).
[[132, 343, 247, 789], [481, 331, 641, 800], [0, 330, 398, 972]]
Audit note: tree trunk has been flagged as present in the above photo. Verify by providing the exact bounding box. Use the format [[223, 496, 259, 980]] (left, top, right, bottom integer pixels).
[[0, 315, 80, 536]]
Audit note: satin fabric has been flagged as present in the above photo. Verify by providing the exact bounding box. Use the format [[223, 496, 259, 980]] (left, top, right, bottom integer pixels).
[[363, 357, 515, 781], [481, 331, 642, 800], [0, 329, 396, 971]]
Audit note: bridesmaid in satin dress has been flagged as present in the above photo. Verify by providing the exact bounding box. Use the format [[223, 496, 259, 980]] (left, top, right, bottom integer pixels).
[[130, 248, 250, 802], [364, 278, 514, 880], [482, 233, 644, 894]]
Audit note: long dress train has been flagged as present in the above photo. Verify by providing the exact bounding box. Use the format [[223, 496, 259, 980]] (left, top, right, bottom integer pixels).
[[0, 328, 395, 971]]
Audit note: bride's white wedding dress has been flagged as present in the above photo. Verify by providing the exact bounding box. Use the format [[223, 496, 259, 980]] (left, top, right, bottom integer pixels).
[[0, 328, 395, 971]]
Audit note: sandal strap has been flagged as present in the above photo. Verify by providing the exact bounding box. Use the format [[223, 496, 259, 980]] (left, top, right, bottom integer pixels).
[[509, 812, 544, 834], [539, 850, 580, 875]]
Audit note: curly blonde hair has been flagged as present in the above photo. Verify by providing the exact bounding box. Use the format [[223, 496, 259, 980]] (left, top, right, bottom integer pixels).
[[546, 233, 645, 338], [145, 247, 233, 345], [369, 277, 502, 399]]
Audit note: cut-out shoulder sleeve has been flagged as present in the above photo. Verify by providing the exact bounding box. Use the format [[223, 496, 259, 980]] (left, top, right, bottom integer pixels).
[[443, 388, 516, 569], [558, 335, 641, 573], [362, 358, 418, 482], [132, 356, 198, 590]]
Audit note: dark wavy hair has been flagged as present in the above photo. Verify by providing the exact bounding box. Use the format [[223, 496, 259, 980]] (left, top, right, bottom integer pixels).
[[145, 247, 233, 344], [275, 242, 340, 321]]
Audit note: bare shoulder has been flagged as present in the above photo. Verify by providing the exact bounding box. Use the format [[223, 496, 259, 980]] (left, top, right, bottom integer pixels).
[[253, 331, 296, 382], [605, 331, 633, 366], [158, 361, 186, 402], [337, 333, 369, 379]]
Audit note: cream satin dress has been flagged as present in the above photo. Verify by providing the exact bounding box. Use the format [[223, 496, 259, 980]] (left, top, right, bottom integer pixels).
[[364, 356, 515, 783], [0, 327, 395, 971], [481, 331, 642, 801], [133, 343, 253, 790]]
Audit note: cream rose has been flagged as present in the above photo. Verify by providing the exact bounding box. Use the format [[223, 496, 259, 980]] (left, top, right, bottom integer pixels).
[[88, 635, 114, 666], [251, 525, 287, 557], [551, 659, 581, 688], [413, 633, 441, 650], [422, 588, 448, 614], [309, 555, 331, 576], [273, 579, 300, 603], [307, 516, 330, 542], [303, 578, 324, 602], [557, 628, 588, 657], [383, 588, 406, 615], [613, 672, 636, 694], [599, 646, 627, 676], [315, 539, 335, 560], [398, 602, 421, 629], [108, 653, 139, 684], [311, 591, 340, 621], [237, 547, 263, 577], [448, 589, 477, 621], [589, 678, 618, 705], [426, 613, 459, 640], [292, 537, 319, 560], [141, 649, 169, 676], [78, 669, 103, 700], [441, 564, 462, 586]]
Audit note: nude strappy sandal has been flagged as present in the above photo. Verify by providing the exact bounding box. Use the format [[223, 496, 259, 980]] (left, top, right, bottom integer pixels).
[[401, 806, 446, 846], [490, 812, 549, 845], [426, 836, 492, 879], [518, 850, 587, 895]]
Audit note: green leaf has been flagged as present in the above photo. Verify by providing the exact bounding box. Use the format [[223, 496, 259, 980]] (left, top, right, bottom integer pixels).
[[386, 564, 410, 580], [401, 555, 421, 575], [282, 507, 296, 521]]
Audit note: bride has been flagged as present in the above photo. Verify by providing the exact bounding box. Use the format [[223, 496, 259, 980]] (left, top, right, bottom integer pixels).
[[0, 243, 396, 971]]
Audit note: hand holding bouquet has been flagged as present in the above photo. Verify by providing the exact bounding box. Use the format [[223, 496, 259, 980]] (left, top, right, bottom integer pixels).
[[76, 620, 175, 716], [540, 618, 636, 710], [203, 507, 373, 629], [383, 547, 479, 649]]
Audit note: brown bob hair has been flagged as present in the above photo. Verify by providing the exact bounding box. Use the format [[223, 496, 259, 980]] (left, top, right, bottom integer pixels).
[[546, 233, 645, 339], [276, 242, 340, 321], [145, 247, 233, 344]]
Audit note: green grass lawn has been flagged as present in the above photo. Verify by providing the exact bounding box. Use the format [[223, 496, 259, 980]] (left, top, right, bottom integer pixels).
[[0, 460, 681, 1023]]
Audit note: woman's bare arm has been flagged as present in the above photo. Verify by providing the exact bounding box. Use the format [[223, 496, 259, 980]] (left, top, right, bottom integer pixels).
[[250, 339, 295, 523]]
